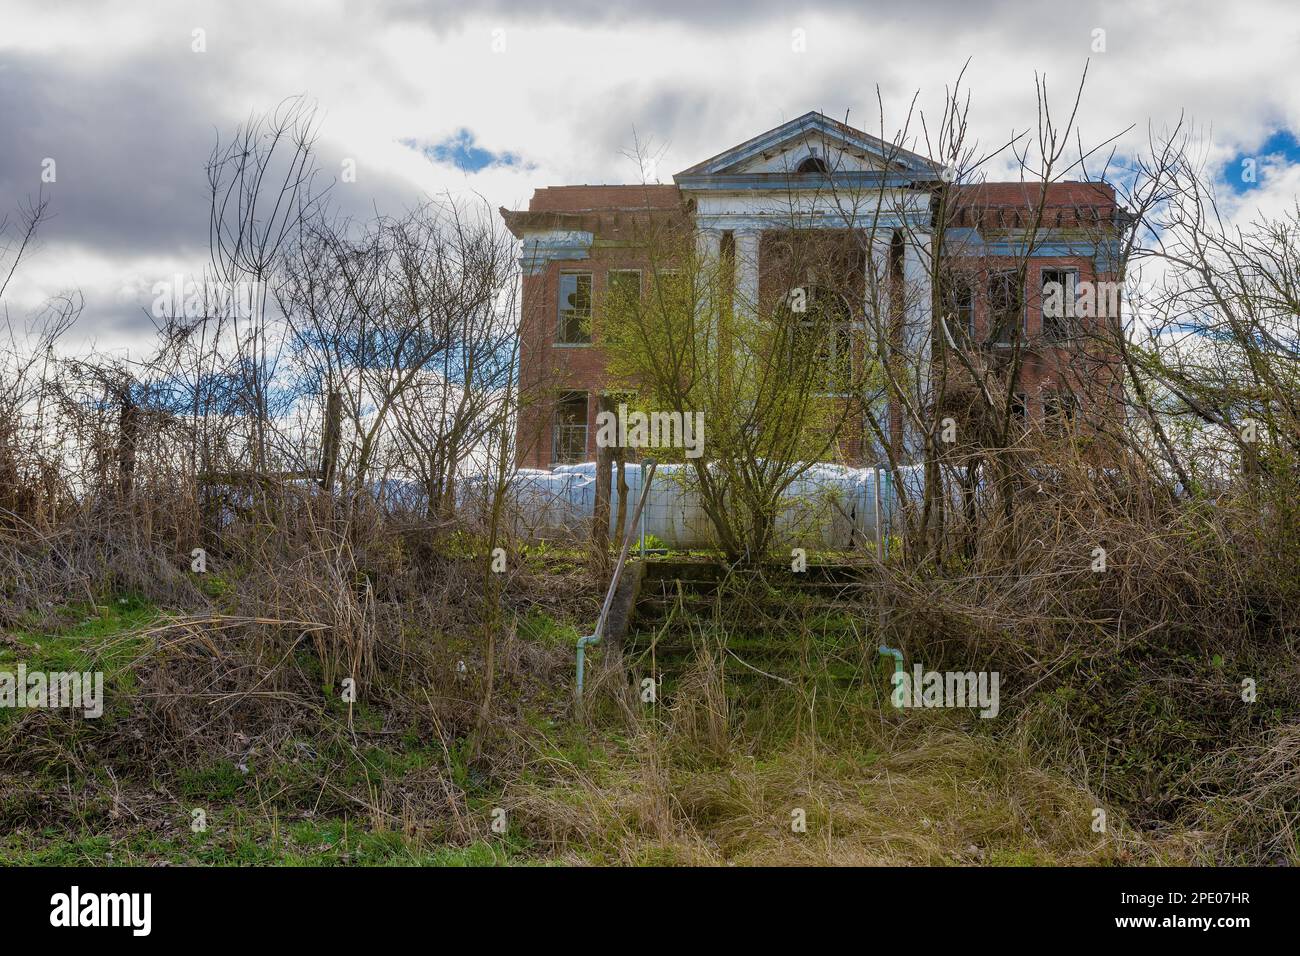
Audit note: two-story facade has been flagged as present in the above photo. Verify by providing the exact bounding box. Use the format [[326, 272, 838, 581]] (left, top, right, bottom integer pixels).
[[501, 112, 1125, 470]]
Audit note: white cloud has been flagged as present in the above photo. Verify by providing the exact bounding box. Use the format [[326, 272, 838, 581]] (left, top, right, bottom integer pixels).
[[3, 0, 1299, 349]]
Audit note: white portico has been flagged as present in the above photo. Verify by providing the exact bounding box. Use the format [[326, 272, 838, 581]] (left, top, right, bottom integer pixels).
[[675, 112, 938, 319], [675, 111, 940, 459]]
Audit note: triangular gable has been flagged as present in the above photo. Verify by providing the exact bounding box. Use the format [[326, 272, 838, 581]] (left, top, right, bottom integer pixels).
[[675, 111, 938, 179]]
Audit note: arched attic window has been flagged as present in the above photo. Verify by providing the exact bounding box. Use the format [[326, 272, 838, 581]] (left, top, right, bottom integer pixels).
[[796, 155, 830, 174]]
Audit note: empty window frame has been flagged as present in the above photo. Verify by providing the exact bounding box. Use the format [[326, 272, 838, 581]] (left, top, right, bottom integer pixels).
[[1040, 268, 1080, 342], [553, 391, 589, 463], [1043, 389, 1081, 435], [988, 270, 1025, 345], [557, 272, 592, 344], [942, 273, 977, 339]]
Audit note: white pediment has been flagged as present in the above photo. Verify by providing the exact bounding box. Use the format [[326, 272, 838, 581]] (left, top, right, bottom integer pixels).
[[676, 111, 937, 180], [729, 140, 888, 174]]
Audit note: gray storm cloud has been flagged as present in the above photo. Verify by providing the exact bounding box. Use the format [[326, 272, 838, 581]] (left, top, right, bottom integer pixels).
[[2, 0, 1297, 349]]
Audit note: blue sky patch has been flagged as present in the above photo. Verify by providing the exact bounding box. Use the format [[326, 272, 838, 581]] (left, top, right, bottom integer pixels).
[[404, 128, 530, 173], [1225, 129, 1300, 192]]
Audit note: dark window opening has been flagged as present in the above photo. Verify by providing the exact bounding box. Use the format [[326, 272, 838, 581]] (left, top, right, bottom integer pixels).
[[553, 391, 589, 464], [989, 270, 1025, 345], [786, 284, 855, 393], [1041, 268, 1079, 342], [1044, 390, 1081, 435], [942, 273, 976, 339], [797, 155, 830, 174]]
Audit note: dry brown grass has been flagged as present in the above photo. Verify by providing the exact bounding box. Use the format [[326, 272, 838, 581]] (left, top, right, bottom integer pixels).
[[0, 416, 1296, 864]]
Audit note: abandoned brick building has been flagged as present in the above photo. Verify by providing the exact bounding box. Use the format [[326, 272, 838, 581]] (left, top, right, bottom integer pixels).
[[501, 111, 1126, 470]]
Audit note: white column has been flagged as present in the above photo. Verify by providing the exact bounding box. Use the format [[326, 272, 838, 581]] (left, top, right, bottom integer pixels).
[[733, 228, 761, 318], [866, 230, 893, 341], [902, 233, 932, 367], [866, 230, 894, 465], [902, 233, 933, 461], [695, 227, 721, 263], [694, 227, 722, 321]]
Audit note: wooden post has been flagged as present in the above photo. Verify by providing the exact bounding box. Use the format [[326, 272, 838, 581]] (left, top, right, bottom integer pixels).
[[593, 394, 614, 562], [613, 445, 628, 553], [320, 390, 342, 492]]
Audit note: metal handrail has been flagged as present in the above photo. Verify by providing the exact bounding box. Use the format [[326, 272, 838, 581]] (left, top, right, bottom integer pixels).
[[576, 459, 657, 702]]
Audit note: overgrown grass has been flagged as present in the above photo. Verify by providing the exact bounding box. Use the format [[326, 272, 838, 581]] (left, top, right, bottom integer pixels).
[[0, 576, 1162, 867], [1, 469, 1295, 866]]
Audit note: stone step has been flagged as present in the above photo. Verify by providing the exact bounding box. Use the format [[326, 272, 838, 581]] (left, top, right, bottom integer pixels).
[[640, 559, 873, 585], [630, 610, 867, 642], [620, 643, 871, 691], [612, 557, 883, 696], [622, 627, 871, 661]]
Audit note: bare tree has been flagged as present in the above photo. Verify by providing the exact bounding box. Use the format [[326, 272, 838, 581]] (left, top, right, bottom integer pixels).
[[206, 95, 328, 479]]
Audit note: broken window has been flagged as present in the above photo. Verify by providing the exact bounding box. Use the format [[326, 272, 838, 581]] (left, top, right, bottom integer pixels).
[[1044, 389, 1081, 435], [1041, 268, 1079, 342], [1011, 391, 1028, 427], [557, 272, 592, 344]]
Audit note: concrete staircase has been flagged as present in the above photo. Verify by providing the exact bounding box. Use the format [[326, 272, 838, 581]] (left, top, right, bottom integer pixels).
[[617, 557, 875, 694]]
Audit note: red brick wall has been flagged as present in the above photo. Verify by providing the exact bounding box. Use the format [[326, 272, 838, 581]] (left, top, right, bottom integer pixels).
[[957, 255, 1122, 423], [506, 181, 1125, 469], [512, 184, 684, 469]]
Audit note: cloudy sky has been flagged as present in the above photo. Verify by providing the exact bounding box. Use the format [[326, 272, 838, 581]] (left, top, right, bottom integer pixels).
[[3, 0, 1299, 354]]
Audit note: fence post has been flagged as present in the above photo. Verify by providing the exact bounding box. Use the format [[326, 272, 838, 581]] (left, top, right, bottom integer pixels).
[[593, 394, 613, 562], [613, 445, 628, 553], [320, 390, 342, 492]]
